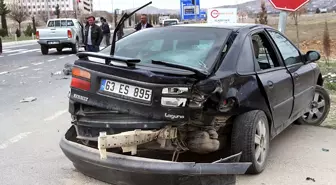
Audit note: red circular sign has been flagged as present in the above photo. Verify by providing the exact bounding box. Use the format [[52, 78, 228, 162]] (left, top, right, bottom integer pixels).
[[210, 9, 219, 18]]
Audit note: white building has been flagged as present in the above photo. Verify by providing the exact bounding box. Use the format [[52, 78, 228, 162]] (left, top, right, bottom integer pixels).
[[5, 0, 75, 16], [77, 0, 93, 14]]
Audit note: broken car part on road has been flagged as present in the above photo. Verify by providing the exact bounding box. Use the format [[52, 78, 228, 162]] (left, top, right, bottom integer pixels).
[[59, 4, 330, 185]]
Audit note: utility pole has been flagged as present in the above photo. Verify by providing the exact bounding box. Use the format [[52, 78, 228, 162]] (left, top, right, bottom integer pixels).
[[46, 0, 50, 19]]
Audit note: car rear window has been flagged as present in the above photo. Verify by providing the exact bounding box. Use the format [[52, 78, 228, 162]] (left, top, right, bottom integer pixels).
[[164, 20, 178, 26], [48, 20, 74, 27], [100, 27, 231, 72]]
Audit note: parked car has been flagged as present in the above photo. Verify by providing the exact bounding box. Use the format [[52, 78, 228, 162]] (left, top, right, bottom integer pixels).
[[60, 23, 330, 185], [162, 19, 179, 27], [36, 18, 85, 55]]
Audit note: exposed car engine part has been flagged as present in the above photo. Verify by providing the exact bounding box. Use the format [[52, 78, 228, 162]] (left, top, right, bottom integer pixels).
[[186, 129, 220, 154], [97, 126, 178, 159]]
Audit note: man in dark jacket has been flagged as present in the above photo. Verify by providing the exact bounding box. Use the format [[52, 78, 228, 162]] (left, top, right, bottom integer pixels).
[[101, 18, 111, 46], [84, 16, 103, 52], [134, 14, 153, 32]]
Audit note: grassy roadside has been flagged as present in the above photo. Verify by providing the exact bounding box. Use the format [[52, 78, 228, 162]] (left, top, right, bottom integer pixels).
[[1, 35, 34, 43], [317, 60, 336, 129]]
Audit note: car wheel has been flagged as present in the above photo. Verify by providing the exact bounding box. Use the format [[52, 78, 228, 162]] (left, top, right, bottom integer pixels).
[[41, 45, 49, 55], [72, 40, 79, 54], [231, 110, 270, 174], [57, 48, 63, 52], [296, 85, 330, 126]]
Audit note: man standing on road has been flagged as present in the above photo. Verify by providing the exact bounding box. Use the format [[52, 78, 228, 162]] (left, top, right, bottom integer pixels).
[[84, 16, 103, 52], [134, 14, 153, 32], [101, 18, 111, 46]]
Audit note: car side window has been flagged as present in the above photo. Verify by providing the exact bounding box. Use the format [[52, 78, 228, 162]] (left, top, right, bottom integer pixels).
[[251, 32, 280, 71], [267, 30, 302, 66]]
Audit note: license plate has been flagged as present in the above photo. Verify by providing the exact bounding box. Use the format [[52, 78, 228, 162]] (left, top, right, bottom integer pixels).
[[48, 41, 59, 44], [100, 79, 152, 102]]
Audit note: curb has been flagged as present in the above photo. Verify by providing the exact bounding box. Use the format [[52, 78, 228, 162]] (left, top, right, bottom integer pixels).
[[3, 40, 38, 47], [2, 28, 137, 47]]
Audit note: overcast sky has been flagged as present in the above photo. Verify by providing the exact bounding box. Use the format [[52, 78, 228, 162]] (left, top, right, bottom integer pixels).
[[92, 0, 252, 11]]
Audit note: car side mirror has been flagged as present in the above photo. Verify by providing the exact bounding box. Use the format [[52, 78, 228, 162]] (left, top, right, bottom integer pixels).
[[305, 50, 320, 63]]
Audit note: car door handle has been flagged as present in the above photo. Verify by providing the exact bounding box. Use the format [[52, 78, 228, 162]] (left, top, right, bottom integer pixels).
[[267, 81, 274, 88], [294, 73, 299, 80]]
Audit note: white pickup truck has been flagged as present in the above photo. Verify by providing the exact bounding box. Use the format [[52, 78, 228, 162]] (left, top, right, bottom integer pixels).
[[36, 18, 85, 55]]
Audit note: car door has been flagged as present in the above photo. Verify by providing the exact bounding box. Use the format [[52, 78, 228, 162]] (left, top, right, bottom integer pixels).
[[250, 29, 294, 131], [266, 29, 315, 120], [75, 21, 84, 45]]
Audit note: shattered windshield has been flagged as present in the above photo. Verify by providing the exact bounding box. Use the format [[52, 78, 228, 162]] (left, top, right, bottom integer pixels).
[[100, 27, 231, 72]]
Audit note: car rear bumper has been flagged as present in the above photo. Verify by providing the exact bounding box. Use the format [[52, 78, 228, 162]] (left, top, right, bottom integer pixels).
[[60, 126, 251, 185], [38, 39, 75, 47]]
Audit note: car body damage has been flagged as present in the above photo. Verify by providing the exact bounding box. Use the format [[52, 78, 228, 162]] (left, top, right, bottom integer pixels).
[[60, 8, 330, 184]]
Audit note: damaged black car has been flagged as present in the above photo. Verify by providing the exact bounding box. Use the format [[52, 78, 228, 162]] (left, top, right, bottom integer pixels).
[[59, 21, 330, 185]]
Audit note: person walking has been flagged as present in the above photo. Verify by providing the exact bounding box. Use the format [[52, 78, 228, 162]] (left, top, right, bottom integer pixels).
[[84, 16, 103, 52], [101, 18, 111, 46], [134, 14, 153, 32]]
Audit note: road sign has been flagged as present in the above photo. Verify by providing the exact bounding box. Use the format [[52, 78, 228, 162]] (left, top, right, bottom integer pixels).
[[207, 8, 237, 24], [180, 0, 200, 20], [199, 10, 206, 19], [269, 0, 310, 11]]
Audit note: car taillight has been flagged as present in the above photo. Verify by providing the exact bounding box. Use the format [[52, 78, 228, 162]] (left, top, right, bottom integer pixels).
[[70, 67, 91, 91], [72, 67, 91, 79], [36, 31, 39, 39], [67, 30, 72, 38]]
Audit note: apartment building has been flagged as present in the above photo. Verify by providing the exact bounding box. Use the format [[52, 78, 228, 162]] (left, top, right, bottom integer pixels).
[[5, 0, 76, 15], [77, 0, 93, 14], [4, 0, 93, 15]]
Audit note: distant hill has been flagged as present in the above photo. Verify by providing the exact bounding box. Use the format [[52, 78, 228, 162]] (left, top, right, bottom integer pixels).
[[216, 0, 336, 13], [123, 0, 336, 15], [124, 6, 179, 15]]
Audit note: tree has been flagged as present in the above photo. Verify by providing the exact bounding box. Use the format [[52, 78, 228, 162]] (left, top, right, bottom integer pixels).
[[38, 11, 49, 23], [323, 20, 331, 66], [258, 0, 268, 24], [8, 3, 28, 31], [32, 16, 36, 35], [55, 4, 60, 18], [0, 0, 10, 36], [289, 6, 307, 49]]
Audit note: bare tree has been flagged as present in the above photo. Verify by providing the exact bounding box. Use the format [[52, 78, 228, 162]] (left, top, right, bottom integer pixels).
[[323, 20, 331, 66], [8, 3, 28, 31], [289, 6, 307, 49], [38, 11, 49, 24], [258, 0, 268, 25]]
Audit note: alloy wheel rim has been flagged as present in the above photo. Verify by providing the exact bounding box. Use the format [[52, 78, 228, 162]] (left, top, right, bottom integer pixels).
[[255, 119, 267, 164], [302, 92, 325, 124]]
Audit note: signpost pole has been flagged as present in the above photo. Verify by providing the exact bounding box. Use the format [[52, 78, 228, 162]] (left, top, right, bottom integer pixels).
[[278, 11, 288, 33]]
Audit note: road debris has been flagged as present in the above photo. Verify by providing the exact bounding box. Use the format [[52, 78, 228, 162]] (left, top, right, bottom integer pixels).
[[20, 97, 37, 103], [56, 77, 69, 80], [306, 177, 316, 182], [322, 148, 329, 152], [51, 71, 62, 77], [63, 63, 73, 76]]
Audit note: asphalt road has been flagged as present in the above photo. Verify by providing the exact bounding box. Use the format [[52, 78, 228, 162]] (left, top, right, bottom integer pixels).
[[0, 42, 335, 185]]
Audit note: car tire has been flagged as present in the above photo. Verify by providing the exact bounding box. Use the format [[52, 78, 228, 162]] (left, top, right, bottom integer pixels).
[[57, 48, 63, 53], [296, 85, 330, 126], [231, 110, 270, 174], [41, 45, 49, 55], [72, 40, 79, 54]]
